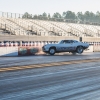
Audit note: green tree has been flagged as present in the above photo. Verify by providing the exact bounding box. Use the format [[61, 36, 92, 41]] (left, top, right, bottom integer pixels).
[[84, 11, 95, 22], [48, 13, 51, 18], [33, 14, 38, 19], [77, 12, 84, 21], [62, 11, 76, 20], [22, 12, 32, 18], [84, 11, 90, 21], [42, 12, 47, 17], [95, 11, 100, 23], [53, 12, 62, 18]]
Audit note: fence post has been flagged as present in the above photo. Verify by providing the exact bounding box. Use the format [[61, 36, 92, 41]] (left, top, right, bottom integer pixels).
[[5, 24, 6, 30], [7, 12, 8, 18], [15, 13, 16, 18], [2, 12, 4, 17], [11, 13, 12, 18]]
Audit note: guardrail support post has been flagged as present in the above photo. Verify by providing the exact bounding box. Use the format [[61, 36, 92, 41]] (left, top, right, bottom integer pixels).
[[20, 41, 22, 46]]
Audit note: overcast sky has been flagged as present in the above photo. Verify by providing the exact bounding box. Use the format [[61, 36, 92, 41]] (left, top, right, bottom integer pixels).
[[0, 0, 100, 15]]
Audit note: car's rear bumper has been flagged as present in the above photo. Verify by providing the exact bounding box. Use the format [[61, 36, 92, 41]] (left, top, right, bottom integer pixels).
[[83, 46, 89, 50]]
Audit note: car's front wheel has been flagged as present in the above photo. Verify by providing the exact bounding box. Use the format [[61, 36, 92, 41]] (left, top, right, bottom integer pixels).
[[76, 46, 83, 54], [49, 48, 56, 55]]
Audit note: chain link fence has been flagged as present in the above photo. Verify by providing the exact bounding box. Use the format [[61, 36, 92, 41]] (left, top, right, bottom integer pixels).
[[0, 11, 23, 18]]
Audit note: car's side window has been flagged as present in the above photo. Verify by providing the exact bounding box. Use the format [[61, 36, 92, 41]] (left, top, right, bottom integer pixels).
[[62, 40, 76, 44], [73, 40, 78, 43], [62, 40, 67, 44], [63, 40, 72, 44], [70, 40, 74, 43]]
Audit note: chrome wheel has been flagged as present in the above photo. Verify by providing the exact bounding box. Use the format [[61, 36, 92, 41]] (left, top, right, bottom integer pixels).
[[76, 46, 83, 54], [49, 48, 55, 55]]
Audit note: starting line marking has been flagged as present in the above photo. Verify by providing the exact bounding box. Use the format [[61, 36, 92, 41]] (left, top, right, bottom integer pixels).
[[0, 58, 100, 72]]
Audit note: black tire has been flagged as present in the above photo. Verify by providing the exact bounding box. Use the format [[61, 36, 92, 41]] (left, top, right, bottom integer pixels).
[[49, 48, 56, 55], [71, 52, 76, 55], [76, 46, 83, 54]]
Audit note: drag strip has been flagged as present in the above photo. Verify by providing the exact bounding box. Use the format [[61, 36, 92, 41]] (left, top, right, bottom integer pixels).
[[0, 62, 100, 100], [0, 52, 100, 68], [0, 58, 100, 72]]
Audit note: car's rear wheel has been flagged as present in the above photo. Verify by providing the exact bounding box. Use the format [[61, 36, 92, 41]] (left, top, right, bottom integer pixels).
[[76, 46, 83, 54], [49, 48, 56, 55]]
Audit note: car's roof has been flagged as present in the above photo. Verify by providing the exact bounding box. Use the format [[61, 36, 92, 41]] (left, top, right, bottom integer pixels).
[[62, 40, 78, 41]]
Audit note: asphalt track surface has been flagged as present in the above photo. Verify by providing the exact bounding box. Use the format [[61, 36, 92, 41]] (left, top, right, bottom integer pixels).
[[0, 52, 100, 68], [0, 52, 100, 100]]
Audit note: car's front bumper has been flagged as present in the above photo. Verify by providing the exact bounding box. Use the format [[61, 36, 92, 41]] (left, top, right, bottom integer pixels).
[[42, 46, 49, 52]]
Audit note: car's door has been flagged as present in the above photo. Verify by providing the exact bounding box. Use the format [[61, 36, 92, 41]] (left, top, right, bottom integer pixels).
[[56, 40, 73, 52], [67, 40, 77, 51]]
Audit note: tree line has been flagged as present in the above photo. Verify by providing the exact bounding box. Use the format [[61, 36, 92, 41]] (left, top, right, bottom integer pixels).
[[22, 11, 100, 25]]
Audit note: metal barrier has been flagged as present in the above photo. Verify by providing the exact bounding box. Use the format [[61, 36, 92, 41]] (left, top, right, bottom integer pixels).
[[93, 43, 100, 52], [0, 41, 100, 53], [0, 47, 18, 56], [0, 11, 23, 18]]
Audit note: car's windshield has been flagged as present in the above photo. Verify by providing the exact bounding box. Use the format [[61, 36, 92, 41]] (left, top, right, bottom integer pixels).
[[58, 40, 62, 44], [58, 40, 73, 44]]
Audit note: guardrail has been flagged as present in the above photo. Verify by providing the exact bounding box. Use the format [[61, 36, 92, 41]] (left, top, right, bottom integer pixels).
[[0, 41, 100, 46], [0, 41, 57, 47]]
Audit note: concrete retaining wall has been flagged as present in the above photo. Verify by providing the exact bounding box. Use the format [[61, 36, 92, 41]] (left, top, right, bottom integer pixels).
[[93, 45, 100, 52], [0, 47, 18, 56], [82, 37, 100, 42], [1, 35, 100, 42], [84, 45, 93, 52], [0, 35, 79, 41]]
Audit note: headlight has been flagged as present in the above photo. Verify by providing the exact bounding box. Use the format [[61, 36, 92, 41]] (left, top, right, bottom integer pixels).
[[44, 46, 49, 49], [43, 45, 49, 51]]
